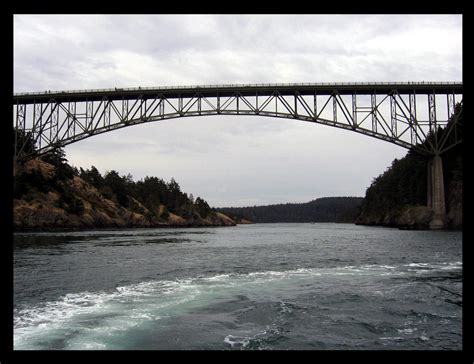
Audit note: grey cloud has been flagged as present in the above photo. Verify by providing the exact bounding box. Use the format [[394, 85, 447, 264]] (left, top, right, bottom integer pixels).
[[14, 14, 462, 92]]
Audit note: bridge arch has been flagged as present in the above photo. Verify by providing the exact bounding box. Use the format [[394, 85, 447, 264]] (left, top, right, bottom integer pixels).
[[33, 108, 418, 158]]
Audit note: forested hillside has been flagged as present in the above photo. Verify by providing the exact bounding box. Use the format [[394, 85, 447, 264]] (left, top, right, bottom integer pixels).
[[13, 138, 235, 230], [356, 104, 462, 229], [217, 197, 364, 223]]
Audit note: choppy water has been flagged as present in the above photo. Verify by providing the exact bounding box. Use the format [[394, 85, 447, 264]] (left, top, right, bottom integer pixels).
[[13, 223, 462, 350]]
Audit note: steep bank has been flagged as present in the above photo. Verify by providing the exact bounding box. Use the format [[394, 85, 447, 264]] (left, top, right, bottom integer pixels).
[[355, 105, 462, 230], [13, 158, 236, 231]]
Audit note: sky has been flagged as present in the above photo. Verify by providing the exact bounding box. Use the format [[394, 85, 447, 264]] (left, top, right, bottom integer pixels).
[[13, 14, 462, 207]]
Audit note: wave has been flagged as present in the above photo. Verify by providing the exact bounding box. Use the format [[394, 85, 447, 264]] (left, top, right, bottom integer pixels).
[[14, 260, 462, 349], [224, 326, 286, 350]]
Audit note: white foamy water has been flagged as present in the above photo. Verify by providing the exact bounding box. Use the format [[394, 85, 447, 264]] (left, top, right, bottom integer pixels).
[[14, 260, 462, 350]]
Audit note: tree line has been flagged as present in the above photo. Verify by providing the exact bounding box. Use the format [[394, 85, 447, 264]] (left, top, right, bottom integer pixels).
[[217, 197, 364, 223], [78, 165, 212, 219]]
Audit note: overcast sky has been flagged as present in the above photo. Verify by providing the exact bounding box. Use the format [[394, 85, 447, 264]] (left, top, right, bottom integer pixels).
[[13, 14, 462, 207]]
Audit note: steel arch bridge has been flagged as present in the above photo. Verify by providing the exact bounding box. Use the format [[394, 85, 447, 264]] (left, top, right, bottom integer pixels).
[[13, 82, 462, 160]]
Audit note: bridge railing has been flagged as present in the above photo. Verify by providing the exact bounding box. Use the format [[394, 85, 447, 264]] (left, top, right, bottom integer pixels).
[[14, 81, 462, 97]]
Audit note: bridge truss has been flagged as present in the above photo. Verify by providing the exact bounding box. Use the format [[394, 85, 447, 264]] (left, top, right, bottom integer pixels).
[[13, 82, 462, 160]]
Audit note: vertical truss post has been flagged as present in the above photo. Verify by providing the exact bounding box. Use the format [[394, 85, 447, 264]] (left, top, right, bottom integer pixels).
[[86, 100, 92, 131], [217, 92, 221, 114], [32, 101, 36, 135], [139, 97, 143, 119], [66, 101, 71, 139], [33, 102, 43, 149], [14, 103, 19, 175], [48, 103, 52, 145], [38, 109, 42, 151], [105, 100, 111, 128], [390, 92, 397, 138], [314, 91, 317, 120], [409, 92, 417, 145], [352, 93, 357, 128], [275, 92, 278, 115], [14, 103, 26, 162], [371, 93, 377, 133], [428, 92, 437, 152], [447, 92, 455, 119], [70, 102, 77, 138], [160, 95, 165, 119], [22, 103, 27, 132], [122, 98, 128, 122], [15, 103, 25, 131], [48, 102, 54, 145], [429, 92, 437, 133], [333, 92, 337, 123], [294, 92, 298, 117], [52, 101, 59, 144]]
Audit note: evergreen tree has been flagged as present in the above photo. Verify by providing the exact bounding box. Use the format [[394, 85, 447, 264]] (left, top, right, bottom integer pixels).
[[13, 128, 36, 159], [195, 197, 211, 218], [79, 166, 104, 189], [103, 170, 131, 207]]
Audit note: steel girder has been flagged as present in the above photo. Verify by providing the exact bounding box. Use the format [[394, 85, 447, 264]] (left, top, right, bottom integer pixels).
[[13, 83, 463, 160]]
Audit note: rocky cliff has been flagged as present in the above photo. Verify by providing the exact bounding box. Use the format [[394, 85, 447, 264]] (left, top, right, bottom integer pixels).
[[13, 159, 236, 231]]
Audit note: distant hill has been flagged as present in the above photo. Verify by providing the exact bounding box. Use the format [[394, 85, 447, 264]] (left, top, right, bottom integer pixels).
[[216, 197, 364, 223]]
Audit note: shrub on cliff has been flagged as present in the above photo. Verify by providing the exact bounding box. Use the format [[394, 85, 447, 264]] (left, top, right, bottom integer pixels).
[[56, 184, 85, 216], [14, 169, 49, 198]]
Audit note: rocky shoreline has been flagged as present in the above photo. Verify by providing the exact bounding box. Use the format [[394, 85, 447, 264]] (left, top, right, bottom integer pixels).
[[355, 204, 462, 230]]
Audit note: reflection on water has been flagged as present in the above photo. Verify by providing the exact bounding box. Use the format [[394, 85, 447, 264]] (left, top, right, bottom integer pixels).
[[14, 229, 214, 249]]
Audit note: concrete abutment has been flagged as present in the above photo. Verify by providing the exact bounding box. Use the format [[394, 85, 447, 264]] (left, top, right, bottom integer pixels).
[[428, 155, 447, 229]]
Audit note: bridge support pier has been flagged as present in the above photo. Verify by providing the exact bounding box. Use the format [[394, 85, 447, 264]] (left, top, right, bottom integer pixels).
[[427, 155, 446, 229]]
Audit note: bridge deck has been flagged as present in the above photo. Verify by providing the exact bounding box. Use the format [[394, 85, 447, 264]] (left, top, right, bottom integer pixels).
[[14, 82, 462, 104]]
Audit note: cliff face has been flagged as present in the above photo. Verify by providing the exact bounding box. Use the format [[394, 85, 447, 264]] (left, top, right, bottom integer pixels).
[[13, 159, 236, 231]]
